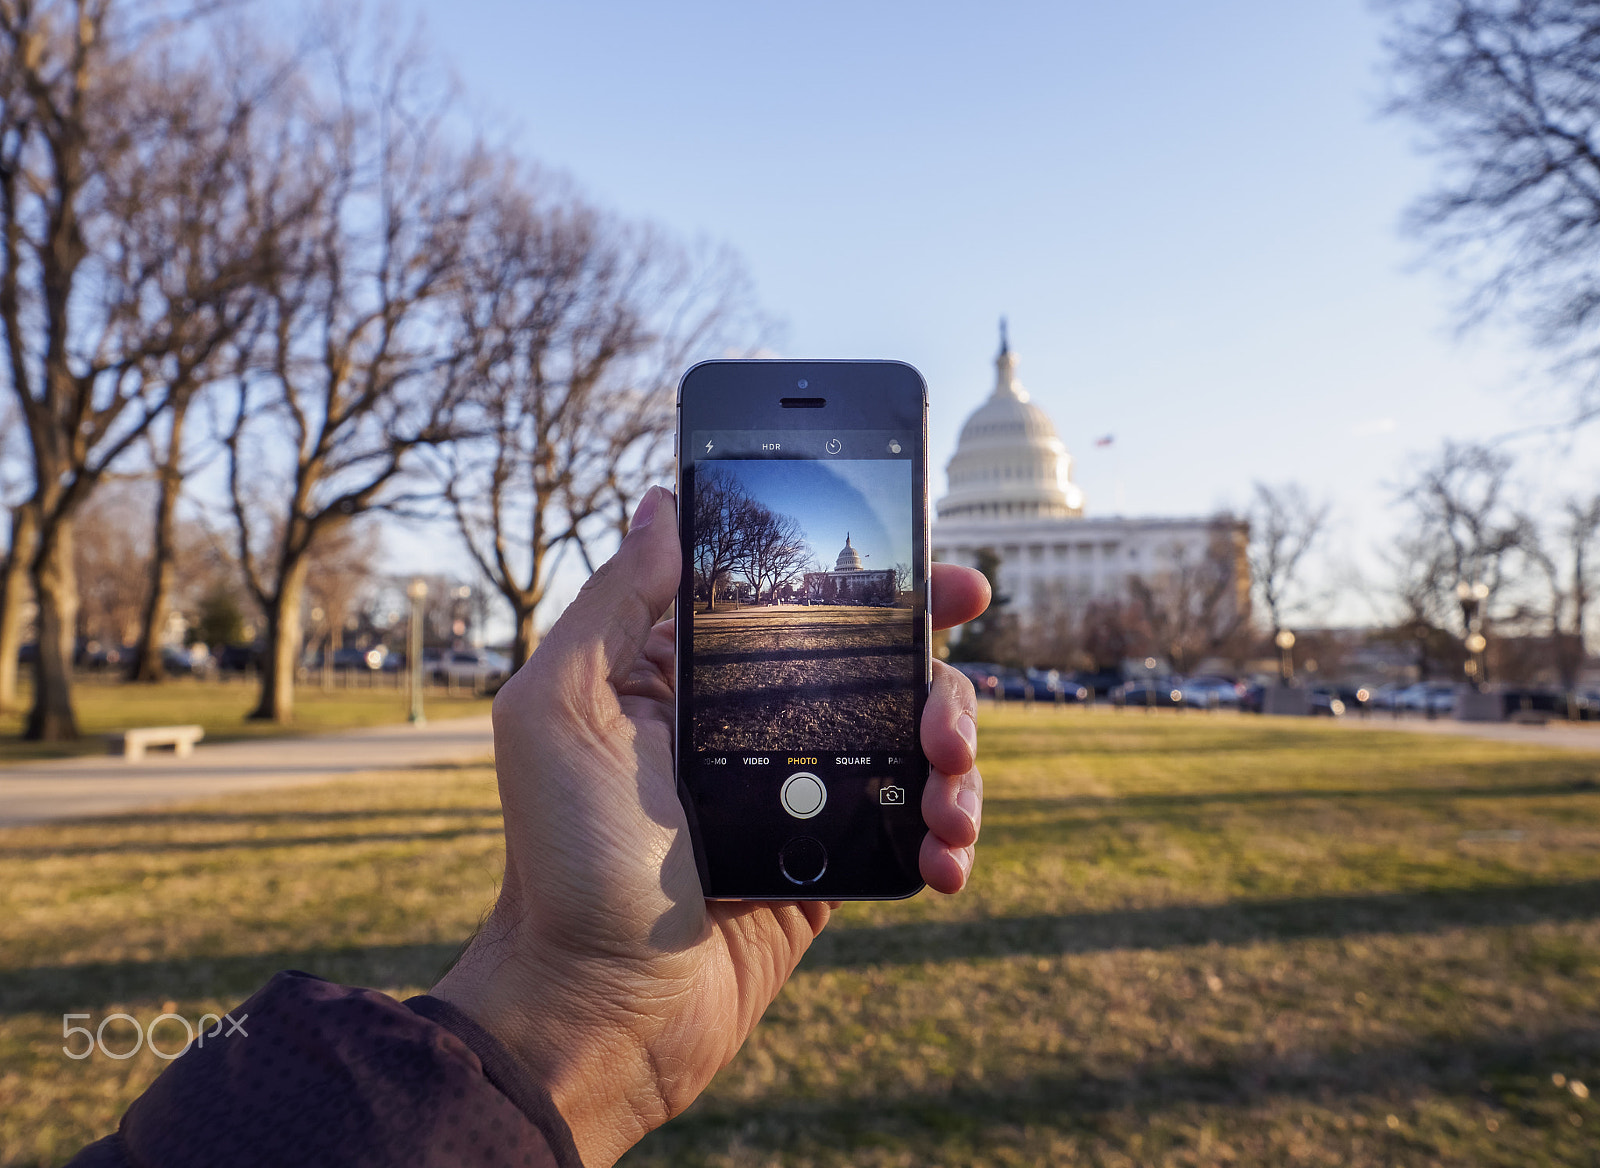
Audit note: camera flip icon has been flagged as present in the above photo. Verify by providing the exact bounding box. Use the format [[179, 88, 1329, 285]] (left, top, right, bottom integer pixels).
[[878, 784, 905, 805]]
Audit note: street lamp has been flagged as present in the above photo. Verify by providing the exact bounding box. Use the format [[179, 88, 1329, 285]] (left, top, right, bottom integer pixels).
[[407, 578, 428, 725], [1274, 628, 1296, 684], [1455, 580, 1489, 688]]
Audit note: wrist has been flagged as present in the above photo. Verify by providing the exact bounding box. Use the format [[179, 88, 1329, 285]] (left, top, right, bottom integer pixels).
[[430, 923, 680, 1168]]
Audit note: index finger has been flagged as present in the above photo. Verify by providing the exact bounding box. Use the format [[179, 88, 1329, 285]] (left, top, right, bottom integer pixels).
[[931, 563, 990, 631]]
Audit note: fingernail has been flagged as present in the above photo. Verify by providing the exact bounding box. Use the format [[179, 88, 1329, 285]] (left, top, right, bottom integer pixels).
[[958, 846, 974, 880], [956, 712, 977, 756], [630, 486, 663, 532], [956, 785, 979, 830]]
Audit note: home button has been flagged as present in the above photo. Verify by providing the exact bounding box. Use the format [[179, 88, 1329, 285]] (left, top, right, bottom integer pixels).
[[779, 837, 827, 885]]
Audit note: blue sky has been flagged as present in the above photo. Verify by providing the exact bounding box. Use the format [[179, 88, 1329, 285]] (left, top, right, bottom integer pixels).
[[708, 459, 913, 574], [386, 0, 1600, 626]]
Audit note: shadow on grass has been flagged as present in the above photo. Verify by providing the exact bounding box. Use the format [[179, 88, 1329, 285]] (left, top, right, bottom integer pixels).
[[802, 879, 1600, 970], [13, 802, 504, 829], [974, 720, 1598, 759], [985, 778, 1600, 816], [0, 824, 503, 859], [632, 1025, 1600, 1160], [0, 942, 468, 1016], [12, 880, 1595, 1017], [698, 644, 917, 666]]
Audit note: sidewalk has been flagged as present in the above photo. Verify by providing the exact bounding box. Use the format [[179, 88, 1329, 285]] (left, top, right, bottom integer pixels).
[[1327, 712, 1600, 753], [0, 715, 495, 827]]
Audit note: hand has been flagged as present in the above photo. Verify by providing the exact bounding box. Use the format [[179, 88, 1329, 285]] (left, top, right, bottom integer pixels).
[[432, 486, 990, 1167]]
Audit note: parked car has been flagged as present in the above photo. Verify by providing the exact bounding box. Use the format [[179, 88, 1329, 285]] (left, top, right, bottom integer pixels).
[[1579, 689, 1600, 721], [951, 662, 1002, 700], [993, 669, 1034, 700], [308, 646, 386, 671], [1399, 683, 1458, 715], [1027, 668, 1091, 702], [215, 643, 263, 673], [1365, 682, 1406, 712], [1065, 669, 1123, 698], [1112, 678, 1186, 709], [1307, 685, 1348, 717], [161, 646, 203, 676], [431, 647, 510, 688], [1180, 675, 1245, 710], [79, 642, 132, 670]]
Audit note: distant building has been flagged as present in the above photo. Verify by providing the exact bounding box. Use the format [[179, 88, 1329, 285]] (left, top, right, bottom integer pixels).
[[804, 534, 898, 605], [934, 327, 1247, 648]]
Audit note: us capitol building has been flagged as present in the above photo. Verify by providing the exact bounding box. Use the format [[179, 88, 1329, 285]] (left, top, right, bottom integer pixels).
[[933, 328, 1244, 635]]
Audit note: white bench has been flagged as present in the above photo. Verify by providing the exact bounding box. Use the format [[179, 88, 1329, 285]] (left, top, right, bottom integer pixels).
[[107, 724, 205, 762]]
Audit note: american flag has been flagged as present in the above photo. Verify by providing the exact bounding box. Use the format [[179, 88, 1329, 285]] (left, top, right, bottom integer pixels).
[[1094, 434, 1115, 448]]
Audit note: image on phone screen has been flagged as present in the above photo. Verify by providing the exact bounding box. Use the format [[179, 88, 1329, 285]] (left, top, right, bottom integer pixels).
[[690, 456, 916, 753]]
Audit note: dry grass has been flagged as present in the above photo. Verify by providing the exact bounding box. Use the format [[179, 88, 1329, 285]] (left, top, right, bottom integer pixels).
[[692, 605, 916, 751], [3, 708, 1598, 1166]]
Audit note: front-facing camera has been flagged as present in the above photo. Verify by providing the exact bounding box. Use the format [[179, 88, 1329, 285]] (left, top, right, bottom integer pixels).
[[797, 379, 808, 389]]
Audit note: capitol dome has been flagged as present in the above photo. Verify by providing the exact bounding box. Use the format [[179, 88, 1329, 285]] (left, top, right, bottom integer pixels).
[[937, 325, 1085, 521], [833, 534, 863, 571]]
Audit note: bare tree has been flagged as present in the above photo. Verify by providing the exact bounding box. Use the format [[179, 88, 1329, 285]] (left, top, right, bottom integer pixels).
[[1399, 440, 1526, 629], [1247, 481, 1330, 638], [303, 520, 382, 682], [1128, 519, 1251, 675], [127, 382, 210, 681], [434, 179, 760, 665], [0, 1, 273, 737], [1384, 0, 1600, 415], [74, 480, 151, 653], [224, 41, 483, 724], [742, 505, 808, 604], [0, 394, 30, 711], [692, 466, 759, 613], [1526, 491, 1600, 690], [0, 507, 33, 713], [1079, 598, 1149, 674]]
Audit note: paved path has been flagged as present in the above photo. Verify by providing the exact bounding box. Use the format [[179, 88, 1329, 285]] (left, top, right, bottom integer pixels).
[[1327, 713, 1600, 753], [0, 715, 495, 827]]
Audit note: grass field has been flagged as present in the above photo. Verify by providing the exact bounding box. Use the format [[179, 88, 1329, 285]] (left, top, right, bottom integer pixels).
[[0, 679, 494, 764], [692, 604, 917, 752], [2, 708, 1598, 1166]]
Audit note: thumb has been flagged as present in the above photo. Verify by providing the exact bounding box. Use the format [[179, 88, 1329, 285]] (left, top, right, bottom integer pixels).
[[538, 486, 681, 687]]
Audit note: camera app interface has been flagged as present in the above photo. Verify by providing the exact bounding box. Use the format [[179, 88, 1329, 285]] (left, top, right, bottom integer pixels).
[[686, 429, 922, 815]]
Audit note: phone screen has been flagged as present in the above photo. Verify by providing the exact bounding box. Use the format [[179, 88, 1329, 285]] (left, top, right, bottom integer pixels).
[[676, 396, 930, 899]]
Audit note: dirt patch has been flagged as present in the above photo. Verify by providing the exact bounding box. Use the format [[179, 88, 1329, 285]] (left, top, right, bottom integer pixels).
[[692, 604, 917, 752]]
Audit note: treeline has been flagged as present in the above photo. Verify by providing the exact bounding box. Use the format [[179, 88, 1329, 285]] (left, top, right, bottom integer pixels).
[[691, 468, 812, 610], [0, 0, 762, 739], [961, 447, 1598, 691]]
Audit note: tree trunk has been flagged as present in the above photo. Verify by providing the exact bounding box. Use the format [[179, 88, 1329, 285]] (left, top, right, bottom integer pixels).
[[250, 556, 309, 723], [0, 503, 38, 714], [25, 516, 79, 740], [512, 605, 538, 669], [130, 405, 189, 683]]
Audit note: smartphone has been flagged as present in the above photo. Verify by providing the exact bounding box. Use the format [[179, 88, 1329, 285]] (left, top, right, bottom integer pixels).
[[675, 360, 931, 900]]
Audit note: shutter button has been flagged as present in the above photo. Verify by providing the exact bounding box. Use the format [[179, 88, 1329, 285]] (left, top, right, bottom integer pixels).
[[780, 772, 826, 819]]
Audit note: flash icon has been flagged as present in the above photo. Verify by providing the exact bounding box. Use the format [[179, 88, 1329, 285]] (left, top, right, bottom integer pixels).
[[704, 440, 714, 454]]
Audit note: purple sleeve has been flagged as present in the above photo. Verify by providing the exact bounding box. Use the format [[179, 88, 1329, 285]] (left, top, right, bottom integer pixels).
[[65, 971, 583, 1168]]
